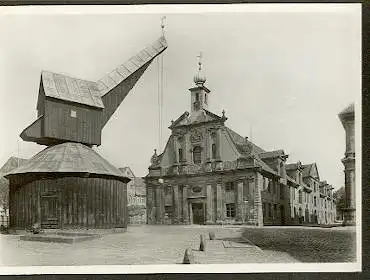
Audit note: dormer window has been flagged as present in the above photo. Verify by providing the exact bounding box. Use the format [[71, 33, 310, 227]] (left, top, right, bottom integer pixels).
[[195, 93, 200, 102], [70, 110, 77, 118]]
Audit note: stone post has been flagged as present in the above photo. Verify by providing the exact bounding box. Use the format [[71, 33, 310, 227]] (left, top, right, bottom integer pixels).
[[236, 181, 243, 223], [216, 182, 223, 223], [206, 184, 213, 224], [172, 185, 179, 224], [182, 185, 189, 224]]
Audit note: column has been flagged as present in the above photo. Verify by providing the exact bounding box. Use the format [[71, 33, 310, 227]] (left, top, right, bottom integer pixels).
[[172, 185, 179, 224], [236, 181, 243, 223], [216, 183, 223, 223], [182, 185, 189, 224], [206, 184, 213, 224]]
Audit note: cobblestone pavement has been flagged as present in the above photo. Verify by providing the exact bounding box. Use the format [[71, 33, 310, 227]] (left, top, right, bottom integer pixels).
[[0, 225, 300, 266]]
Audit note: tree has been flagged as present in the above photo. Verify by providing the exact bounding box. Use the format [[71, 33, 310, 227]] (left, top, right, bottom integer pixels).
[[333, 186, 345, 220]]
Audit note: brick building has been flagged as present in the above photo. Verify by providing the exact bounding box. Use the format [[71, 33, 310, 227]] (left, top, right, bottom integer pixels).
[[145, 62, 336, 226]]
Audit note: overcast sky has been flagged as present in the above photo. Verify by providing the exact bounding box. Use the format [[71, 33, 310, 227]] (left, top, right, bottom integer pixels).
[[0, 5, 361, 189]]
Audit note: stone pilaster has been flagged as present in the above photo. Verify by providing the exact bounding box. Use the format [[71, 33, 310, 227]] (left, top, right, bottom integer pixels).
[[216, 129, 221, 160], [254, 172, 264, 227], [236, 181, 243, 223], [160, 186, 165, 224], [172, 185, 179, 224], [206, 184, 213, 224], [146, 185, 153, 224], [182, 185, 189, 224], [155, 186, 161, 224], [173, 137, 179, 164], [216, 183, 223, 223]]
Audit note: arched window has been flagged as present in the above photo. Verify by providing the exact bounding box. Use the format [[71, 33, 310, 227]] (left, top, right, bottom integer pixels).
[[212, 143, 217, 159], [298, 190, 302, 204], [204, 93, 208, 104], [193, 146, 202, 164]]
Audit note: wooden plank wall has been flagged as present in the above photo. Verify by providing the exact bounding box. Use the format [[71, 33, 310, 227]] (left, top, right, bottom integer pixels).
[[9, 176, 127, 229], [44, 100, 102, 146]]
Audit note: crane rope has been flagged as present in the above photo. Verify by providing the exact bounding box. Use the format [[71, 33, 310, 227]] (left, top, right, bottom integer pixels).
[[157, 16, 166, 153]]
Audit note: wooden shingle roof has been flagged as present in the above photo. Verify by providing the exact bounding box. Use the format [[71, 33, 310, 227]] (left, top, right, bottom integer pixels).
[[4, 142, 127, 181], [41, 71, 104, 109]]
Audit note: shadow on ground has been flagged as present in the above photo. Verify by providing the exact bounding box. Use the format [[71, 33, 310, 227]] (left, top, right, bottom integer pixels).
[[234, 227, 357, 263]]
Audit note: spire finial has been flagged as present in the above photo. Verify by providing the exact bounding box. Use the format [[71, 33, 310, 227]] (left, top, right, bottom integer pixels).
[[194, 52, 206, 86], [161, 16, 166, 36], [197, 52, 203, 72]]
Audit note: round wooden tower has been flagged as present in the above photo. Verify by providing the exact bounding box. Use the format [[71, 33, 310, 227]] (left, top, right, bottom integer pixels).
[[5, 142, 130, 229], [5, 36, 168, 230]]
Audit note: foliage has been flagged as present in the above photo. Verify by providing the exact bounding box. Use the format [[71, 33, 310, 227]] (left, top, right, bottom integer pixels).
[[128, 204, 146, 217], [333, 186, 345, 216], [0, 176, 9, 209], [0, 225, 9, 234]]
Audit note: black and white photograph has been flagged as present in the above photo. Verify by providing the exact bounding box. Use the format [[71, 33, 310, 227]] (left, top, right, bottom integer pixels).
[[0, 4, 361, 274]]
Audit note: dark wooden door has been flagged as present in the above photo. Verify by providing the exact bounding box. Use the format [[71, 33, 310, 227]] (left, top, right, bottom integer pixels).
[[41, 195, 59, 229], [192, 203, 204, 225]]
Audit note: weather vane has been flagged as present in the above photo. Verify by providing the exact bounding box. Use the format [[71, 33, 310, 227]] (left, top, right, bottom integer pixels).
[[161, 16, 166, 36], [197, 52, 203, 71]]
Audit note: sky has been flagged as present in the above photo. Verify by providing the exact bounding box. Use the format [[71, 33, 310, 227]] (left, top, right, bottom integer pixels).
[[0, 5, 361, 190]]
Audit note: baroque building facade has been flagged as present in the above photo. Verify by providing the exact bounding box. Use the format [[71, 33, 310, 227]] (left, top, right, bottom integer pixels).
[[145, 63, 336, 226]]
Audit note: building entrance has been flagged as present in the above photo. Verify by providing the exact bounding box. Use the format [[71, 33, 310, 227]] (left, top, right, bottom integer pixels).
[[40, 194, 59, 229], [191, 203, 205, 225]]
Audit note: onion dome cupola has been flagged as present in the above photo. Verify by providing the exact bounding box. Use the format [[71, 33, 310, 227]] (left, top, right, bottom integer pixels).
[[189, 52, 211, 115]]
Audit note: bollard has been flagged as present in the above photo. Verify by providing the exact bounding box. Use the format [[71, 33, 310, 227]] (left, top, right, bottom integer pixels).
[[209, 231, 215, 240], [182, 247, 194, 264], [199, 234, 206, 251]]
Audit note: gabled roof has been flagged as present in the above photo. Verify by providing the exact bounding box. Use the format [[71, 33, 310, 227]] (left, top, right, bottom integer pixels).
[[225, 127, 266, 155], [259, 150, 286, 159], [170, 109, 224, 129], [119, 167, 135, 178], [302, 163, 320, 179], [0, 157, 28, 174], [4, 142, 127, 181], [286, 162, 299, 171], [41, 71, 104, 109]]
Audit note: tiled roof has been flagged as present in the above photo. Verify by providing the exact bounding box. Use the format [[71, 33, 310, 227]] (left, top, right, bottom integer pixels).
[[286, 162, 299, 171], [41, 71, 104, 109], [302, 164, 313, 177], [259, 150, 285, 159], [4, 143, 126, 180], [225, 127, 266, 154]]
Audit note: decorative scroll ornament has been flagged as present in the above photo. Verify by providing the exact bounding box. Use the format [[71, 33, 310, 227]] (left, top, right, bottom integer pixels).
[[192, 186, 202, 193], [190, 129, 203, 143]]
